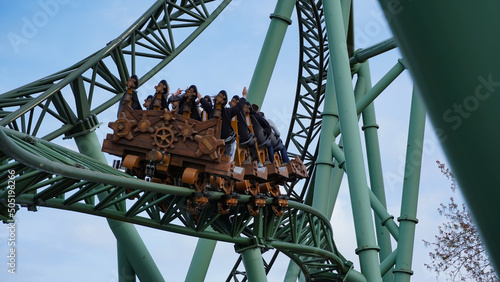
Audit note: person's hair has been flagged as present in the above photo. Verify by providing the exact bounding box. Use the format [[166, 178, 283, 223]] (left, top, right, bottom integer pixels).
[[204, 95, 212, 106], [146, 95, 153, 100], [189, 85, 198, 94], [130, 74, 140, 89], [232, 95, 240, 102], [160, 80, 169, 94], [259, 111, 265, 117], [252, 104, 259, 112], [219, 90, 228, 105]]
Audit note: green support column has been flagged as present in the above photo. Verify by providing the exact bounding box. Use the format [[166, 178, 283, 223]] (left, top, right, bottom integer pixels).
[[73, 132, 164, 282], [244, 0, 296, 279], [393, 89, 426, 281], [312, 62, 339, 213], [246, 0, 295, 107], [185, 238, 217, 282], [377, 0, 500, 271], [285, 57, 341, 282], [359, 62, 393, 282], [323, 0, 381, 280], [118, 242, 136, 282], [241, 247, 268, 282]]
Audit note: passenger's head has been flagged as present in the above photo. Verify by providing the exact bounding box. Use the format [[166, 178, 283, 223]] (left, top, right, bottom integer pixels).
[[203, 95, 212, 106], [230, 95, 240, 108], [244, 101, 252, 114], [160, 80, 169, 93], [188, 85, 198, 94], [185, 85, 198, 100], [128, 75, 140, 89], [156, 80, 169, 94], [216, 90, 228, 106], [252, 104, 259, 113], [143, 95, 153, 109]]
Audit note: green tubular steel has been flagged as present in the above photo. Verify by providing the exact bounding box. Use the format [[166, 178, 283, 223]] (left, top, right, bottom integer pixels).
[[246, 0, 295, 108], [358, 62, 394, 282], [0, 126, 350, 280], [377, 0, 500, 272], [311, 62, 339, 213], [1, 0, 459, 280], [185, 238, 217, 282], [118, 243, 136, 282], [350, 38, 397, 65], [74, 132, 164, 282], [393, 90, 426, 281], [230, 0, 296, 278], [241, 248, 268, 282], [285, 0, 329, 179], [332, 60, 406, 138], [0, 0, 231, 141], [285, 58, 342, 282], [323, 0, 381, 280]]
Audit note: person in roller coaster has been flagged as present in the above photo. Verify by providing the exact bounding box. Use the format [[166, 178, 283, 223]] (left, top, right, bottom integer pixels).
[[200, 95, 212, 121], [245, 101, 275, 163], [199, 88, 247, 160], [169, 85, 202, 121], [257, 108, 291, 165], [230, 90, 261, 166], [143, 95, 153, 110], [117, 75, 141, 116], [149, 79, 178, 110]]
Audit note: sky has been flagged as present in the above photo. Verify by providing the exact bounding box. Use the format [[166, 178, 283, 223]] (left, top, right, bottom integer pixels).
[[0, 0, 462, 281]]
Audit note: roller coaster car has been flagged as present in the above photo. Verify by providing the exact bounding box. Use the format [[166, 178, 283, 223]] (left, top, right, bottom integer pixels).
[[101, 91, 307, 217], [102, 105, 244, 182]]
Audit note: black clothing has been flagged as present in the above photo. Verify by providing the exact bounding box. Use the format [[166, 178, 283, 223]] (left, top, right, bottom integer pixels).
[[118, 90, 141, 117], [148, 94, 169, 110], [249, 112, 274, 162], [169, 94, 201, 121], [201, 96, 246, 140]]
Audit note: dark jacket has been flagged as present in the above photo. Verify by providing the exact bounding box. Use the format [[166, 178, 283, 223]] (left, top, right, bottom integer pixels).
[[201, 96, 246, 140], [118, 90, 141, 117], [169, 94, 201, 121], [148, 94, 169, 110]]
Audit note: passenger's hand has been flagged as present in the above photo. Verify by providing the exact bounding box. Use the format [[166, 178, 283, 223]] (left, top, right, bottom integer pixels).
[[242, 87, 247, 98], [174, 88, 182, 95]]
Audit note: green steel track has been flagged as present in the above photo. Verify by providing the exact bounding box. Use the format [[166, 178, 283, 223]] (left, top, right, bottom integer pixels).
[[3, 0, 494, 281], [0, 126, 352, 280], [0, 0, 405, 281]]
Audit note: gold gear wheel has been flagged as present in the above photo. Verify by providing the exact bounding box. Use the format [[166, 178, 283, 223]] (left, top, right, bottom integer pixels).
[[152, 125, 177, 149]]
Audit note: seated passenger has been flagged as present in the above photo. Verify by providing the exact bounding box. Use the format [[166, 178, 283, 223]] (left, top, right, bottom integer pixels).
[[246, 102, 274, 163], [200, 88, 247, 160], [149, 80, 176, 110], [143, 95, 153, 110], [169, 85, 202, 121], [230, 92, 260, 166], [260, 111, 291, 164], [200, 95, 212, 121], [118, 75, 141, 116]]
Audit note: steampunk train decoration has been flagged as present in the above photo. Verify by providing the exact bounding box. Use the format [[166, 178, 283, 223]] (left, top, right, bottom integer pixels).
[[102, 78, 308, 218]]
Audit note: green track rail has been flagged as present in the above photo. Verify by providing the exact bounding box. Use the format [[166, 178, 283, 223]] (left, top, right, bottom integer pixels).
[[0, 126, 353, 281], [0, 0, 442, 281]]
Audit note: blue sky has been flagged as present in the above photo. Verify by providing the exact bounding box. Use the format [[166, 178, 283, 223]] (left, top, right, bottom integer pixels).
[[0, 0, 459, 281]]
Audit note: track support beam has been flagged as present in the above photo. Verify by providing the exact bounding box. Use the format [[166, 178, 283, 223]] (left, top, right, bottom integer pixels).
[[323, 0, 381, 280], [74, 132, 164, 282], [246, 0, 295, 107], [393, 89, 426, 281]]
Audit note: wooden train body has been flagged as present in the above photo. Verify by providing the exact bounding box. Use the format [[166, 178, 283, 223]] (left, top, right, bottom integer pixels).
[[102, 99, 307, 216]]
